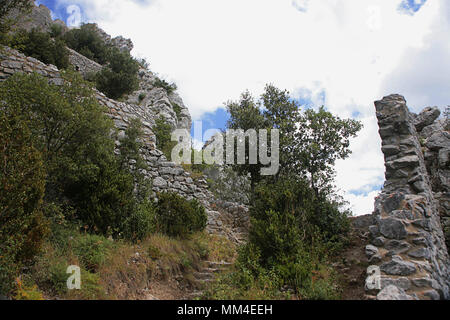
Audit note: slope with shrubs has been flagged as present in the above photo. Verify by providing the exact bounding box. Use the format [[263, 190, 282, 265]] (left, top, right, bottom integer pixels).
[[0, 71, 212, 299]]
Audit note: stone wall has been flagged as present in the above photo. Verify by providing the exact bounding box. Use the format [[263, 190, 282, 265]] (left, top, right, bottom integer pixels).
[[68, 48, 103, 77], [0, 45, 246, 243], [365, 94, 450, 300]]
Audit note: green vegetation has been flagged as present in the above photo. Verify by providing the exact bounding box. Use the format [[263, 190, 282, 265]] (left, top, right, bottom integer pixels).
[[154, 77, 177, 95], [95, 47, 140, 99], [2, 20, 140, 100], [202, 84, 361, 300], [6, 28, 69, 69], [0, 105, 48, 295], [156, 192, 207, 238], [63, 24, 140, 99], [172, 102, 182, 120], [0, 71, 211, 299], [63, 24, 109, 65], [153, 116, 177, 160], [0, 0, 31, 44], [138, 92, 147, 102]]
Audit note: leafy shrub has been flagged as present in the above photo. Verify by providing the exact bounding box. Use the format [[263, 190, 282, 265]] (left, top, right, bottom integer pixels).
[[63, 24, 140, 99], [14, 278, 44, 300], [172, 102, 182, 120], [138, 93, 146, 102], [73, 234, 113, 272], [0, 72, 142, 238], [95, 47, 140, 99], [0, 108, 48, 295], [50, 23, 64, 39], [155, 192, 207, 238], [153, 116, 177, 160], [203, 177, 345, 300], [121, 200, 156, 243], [251, 178, 350, 261], [33, 249, 70, 296], [9, 28, 69, 69], [63, 23, 109, 65], [154, 77, 177, 94]]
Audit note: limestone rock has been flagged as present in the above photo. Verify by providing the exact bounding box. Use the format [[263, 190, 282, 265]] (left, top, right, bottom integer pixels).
[[414, 107, 441, 132], [377, 285, 415, 300], [380, 256, 416, 276]]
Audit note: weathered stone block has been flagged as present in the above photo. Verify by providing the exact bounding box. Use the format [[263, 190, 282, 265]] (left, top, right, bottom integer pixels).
[[380, 256, 416, 276], [379, 218, 408, 239]]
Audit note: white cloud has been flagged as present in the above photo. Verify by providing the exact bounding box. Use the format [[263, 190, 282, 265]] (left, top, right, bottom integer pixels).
[[345, 190, 380, 217], [382, 1, 450, 113], [55, 0, 449, 215], [66, 4, 82, 27], [292, 0, 309, 13]]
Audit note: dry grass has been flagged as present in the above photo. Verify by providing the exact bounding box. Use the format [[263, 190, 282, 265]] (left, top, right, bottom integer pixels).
[[22, 230, 238, 300]]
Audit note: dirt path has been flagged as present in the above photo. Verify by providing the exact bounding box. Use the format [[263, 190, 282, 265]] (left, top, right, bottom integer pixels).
[[333, 215, 372, 300]]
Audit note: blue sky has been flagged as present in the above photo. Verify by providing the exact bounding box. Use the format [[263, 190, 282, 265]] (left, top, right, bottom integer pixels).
[[32, 0, 450, 215], [398, 0, 427, 15]]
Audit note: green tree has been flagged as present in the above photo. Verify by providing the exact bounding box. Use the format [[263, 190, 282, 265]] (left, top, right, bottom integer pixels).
[[63, 23, 109, 64], [226, 91, 267, 190], [118, 118, 156, 242], [0, 109, 48, 295], [155, 192, 207, 238], [153, 116, 176, 160], [9, 28, 69, 69], [0, 72, 138, 237], [294, 106, 362, 195], [95, 47, 140, 99], [261, 84, 300, 175]]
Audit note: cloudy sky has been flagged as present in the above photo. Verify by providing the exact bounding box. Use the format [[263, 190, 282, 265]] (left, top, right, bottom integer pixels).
[[35, 0, 450, 216]]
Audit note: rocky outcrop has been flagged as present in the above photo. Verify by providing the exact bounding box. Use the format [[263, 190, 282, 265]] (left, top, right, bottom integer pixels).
[[87, 23, 134, 53], [126, 68, 192, 131], [8, 3, 65, 34], [414, 107, 450, 252], [365, 94, 450, 300]]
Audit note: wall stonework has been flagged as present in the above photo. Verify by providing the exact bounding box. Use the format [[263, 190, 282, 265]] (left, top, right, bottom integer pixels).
[[365, 94, 450, 300], [68, 48, 103, 77], [0, 45, 247, 243]]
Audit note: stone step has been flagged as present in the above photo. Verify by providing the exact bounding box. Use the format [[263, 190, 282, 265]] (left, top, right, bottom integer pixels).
[[195, 278, 215, 284], [206, 261, 232, 269], [188, 291, 204, 299], [193, 272, 214, 280], [201, 268, 220, 274]]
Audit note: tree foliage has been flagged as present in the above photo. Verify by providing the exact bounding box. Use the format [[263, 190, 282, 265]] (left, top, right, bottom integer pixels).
[[155, 192, 207, 238], [226, 90, 267, 189], [8, 28, 69, 69], [63, 24, 109, 65], [153, 116, 177, 160], [0, 108, 48, 295], [227, 84, 362, 196], [294, 106, 362, 194], [0, 72, 150, 239], [95, 47, 140, 99]]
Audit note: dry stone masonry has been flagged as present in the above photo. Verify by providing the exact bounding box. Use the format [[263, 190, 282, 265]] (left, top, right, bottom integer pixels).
[[366, 94, 450, 300]]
